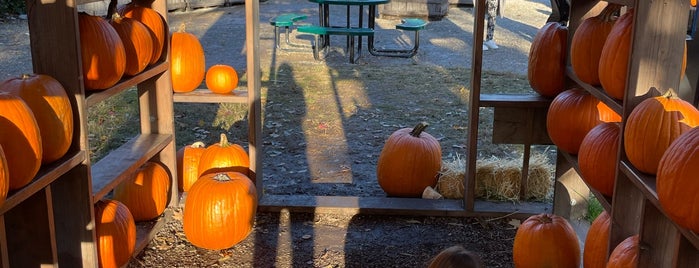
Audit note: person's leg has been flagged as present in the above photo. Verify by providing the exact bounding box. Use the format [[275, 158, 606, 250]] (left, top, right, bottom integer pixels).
[[484, 0, 499, 49]]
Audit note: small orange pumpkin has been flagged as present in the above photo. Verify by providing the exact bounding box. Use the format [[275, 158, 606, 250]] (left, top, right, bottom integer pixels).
[[198, 133, 250, 177], [177, 141, 206, 192], [95, 199, 137, 268], [119, 5, 166, 64], [183, 171, 257, 250], [657, 127, 699, 233], [570, 4, 620, 86], [205, 64, 239, 94], [578, 122, 620, 196], [113, 161, 171, 221], [528, 22, 568, 97], [109, 13, 154, 76], [583, 211, 611, 268], [78, 13, 127, 90], [599, 9, 634, 100], [513, 213, 581, 267], [170, 23, 206, 93], [0, 92, 42, 190], [0, 146, 8, 207], [606, 235, 639, 268]]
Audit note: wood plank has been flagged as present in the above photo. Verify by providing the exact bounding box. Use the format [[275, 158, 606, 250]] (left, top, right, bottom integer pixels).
[[677, 236, 699, 267], [91, 134, 173, 202], [558, 151, 612, 211], [132, 209, 172, 260], [610, 174, 644, 250], [172, 89, 249, 103], [85, 62, 169, 107], [245, 0, 263, 190], [553, 153, 591, 220], [4, 189, 56, 267], [639, 202, 682, 267], [479, 94, 551, 108], [491, 107, 551, 145], [0, 217, 8, 268], [605, 0, 634, 8], [566, 67, 623, 115]]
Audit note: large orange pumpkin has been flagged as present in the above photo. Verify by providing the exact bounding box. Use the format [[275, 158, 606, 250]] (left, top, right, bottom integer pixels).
[[606, 235, 639, 268], [205, 64, 239, 94], [599, 9, 634, 100], [177, 141, 206, 192], [578, 122, 620, 196], [624, 91, 699, 174], [78, 13, 126, 90], [0, 74, 73, 164], [170, 23, 206, 93], [0, 92, 42, 190], [657, 127, 699, 233], [376, 122, 441, 197], [95, 199, 137, 268], [198, 133, 250, 177], [113, 161, 171, 221], [546, 88, 621, 154], [109, 13, 154, 76], [528, 22, 568, 98], [183, 171, 257, 250], [119, 5, 166, 64], [0, 146, 8, 207], [583, 211, 611, 268], [513, 213, 581, 268], [570, 4, 621, 86]]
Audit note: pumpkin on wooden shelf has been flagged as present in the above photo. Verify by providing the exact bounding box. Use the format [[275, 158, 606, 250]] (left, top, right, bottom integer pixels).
[[198, 133, 250, 177], [527, 21, 568, 98], [78, 13, 126, 90], [113, 161, 171, 221], [0, 92, 42, 190], [624, 89, 699, 175], [183, 171, 257, 250], [693, 0, 697, 8], [513, 213, 581, 268], [170, 23, 206, 93], [578, 122, 620, 196], [0, 146, 8, 207], [606, 235, 639, 268], [657, 127, 699, 233], [95, 199, 137, 268], [0, 74, 73, 164], [570, 4, 621, 86], [598, 8, 634, 100], [177, 141, 206, 192], [206, 64, 239, 94], [109, 13, 154, 76], [119, 4, 166, 64], [583, 211, 611, 268], [546, 88, 621, 155], [376, 122, 441, 197]]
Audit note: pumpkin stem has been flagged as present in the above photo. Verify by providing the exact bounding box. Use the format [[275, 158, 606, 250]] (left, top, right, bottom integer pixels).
[[219, 133, 230, 147], [178, 23, 187, 33], [538, 214, 553, 223], [600, 3, 622, 22], [21, 74, 31, 80], [662, 88, 678, 99], [212, 172, 232, 182], [191, 141, 206, 148], [409, 122, 429, 137], [110, 12, 123, 23]]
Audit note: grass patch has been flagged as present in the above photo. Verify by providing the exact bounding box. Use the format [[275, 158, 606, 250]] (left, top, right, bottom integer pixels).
[[586, 194, 604, 222]]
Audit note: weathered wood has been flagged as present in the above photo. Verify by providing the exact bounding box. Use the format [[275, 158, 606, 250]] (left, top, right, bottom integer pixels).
[[479, 94, 551, 108], [639, 203, 682, 267], [378, 0, 449, 20], [491, 107, 551, 145], [5, 189, 56, 266], [609, 174, 644, 253], [245, 0, 263, 189], [133, 209, 173, 259], [565, 67, 623, 115], [85, 62, 169, 107], [552, 152, 590, 220], [0, 217, 8, 268], [173, 89, 249, 103]]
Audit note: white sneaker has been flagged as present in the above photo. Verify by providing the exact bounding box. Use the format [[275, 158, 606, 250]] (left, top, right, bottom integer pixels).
[[482, 44, 489, 51], [484, 40, 499, 49]]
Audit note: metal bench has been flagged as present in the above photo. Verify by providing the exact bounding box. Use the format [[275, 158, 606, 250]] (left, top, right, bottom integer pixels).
[[296, 25, 375, 63], [269, 13, 310, 50], [369, 18, 428, 58]]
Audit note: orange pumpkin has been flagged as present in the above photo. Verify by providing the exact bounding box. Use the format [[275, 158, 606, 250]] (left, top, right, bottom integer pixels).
[[183, 171, 257, 250], [376, 122, 441, 197], [170, 23, 206, 93], [198, 133, 250, 177], [0, 92, 42, 190], [113, 161, 171, 221], [0, 74, 73, 164], [578, 122, 620, 196], [583, 211, 611, 268], [177, 141, 206, 192], [0, 146, 8, 207], [109, 13, 154, 76], [692, 0, 697, 7], [528, 22, 568, 98], [78, 13, 126, 90], [606, 235, 639, 268], [513, 213, 581, 268], [95, 199, 137, 268], [546, 88, 621, 154], [657, 127, 699, 233], [599, 9, 634, 100], [119, 5, 166, 64], [205, 64, 239, 94], [570, 4, 621, 86], [624, 91, 699, 174]]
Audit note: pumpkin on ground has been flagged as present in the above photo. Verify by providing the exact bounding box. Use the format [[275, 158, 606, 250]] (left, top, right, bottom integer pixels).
[[205, 64, 239, 94], [513, 213, 581, 268], [623, 90, 699, 174], [78, 13, 126, 90], [606, 235, 639, 268], [657, 127, 699, 233], [570, 4, 621, 86], [183, 171, 257, 250], [0, 146, 8, 207], [109, 13, 154, 76], [598, 9, 634, 100], [170, 23, 206, 93], [113, 161, 171, 221], [528, 21, 568, 98], [0, 92, 42, 190], [578, 122, 620, 196], [177, 141, 206, 192], [376, 122, 442, 197], [119, 5, 166, 64], [95, 199, 137, 268], [0, 74, 73, 164], [198, 133, 250, 177], [546, 88, 621, 154], [584, 211, 611, 268]]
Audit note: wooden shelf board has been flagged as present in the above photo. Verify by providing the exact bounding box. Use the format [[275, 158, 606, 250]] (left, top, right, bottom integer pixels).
[[566, 67, 623, 115], [0, 151, 86, 215], [606, 0, 634, 7], [133, 209, 173, 259], [172, 88, 248, 103], [479, 93, 551, 108], [559, 151, 613, 211], [91, 134, 174, 203], [86, 62, 169, 107]]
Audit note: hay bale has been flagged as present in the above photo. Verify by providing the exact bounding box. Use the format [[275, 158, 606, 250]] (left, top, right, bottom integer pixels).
[[436, 155, 466, 199]]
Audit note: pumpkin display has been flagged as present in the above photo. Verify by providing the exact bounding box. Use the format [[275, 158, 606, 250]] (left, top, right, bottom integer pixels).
[[578, 122, 620, 196], [546, 88, 621, 154], [657, 127, 699, 233], [584, 211, 611, 268], [693, 0, 697, 8], [606, 235, 639, 268], [0, 146, 8, 207], [119, 5, 166, 64], [198, 133, 250, 177], [624, 90, 699, 174], [598, 9, 634, 100], [376, 122, 441, 197], [0, 74, 73, 164], [95, 199, 137, 268], [205, 64, 239, 94], [170, 23, 206, 93], [513, 213, 581, 268], [78, 13, 126, 90], [177, 141, 206, 192], [0, 92, 42, 190], [113, 161, 171, 221], [570, 4, 621, 86], [527, 21, 568, 98], [183, 171, 257, 250], [109, 13, 154, 76]]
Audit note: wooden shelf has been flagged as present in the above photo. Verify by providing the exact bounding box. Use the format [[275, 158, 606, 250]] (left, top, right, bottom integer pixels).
[[133, 209, 173, 258], [173, 88, 249, 103], [85, 62, 170, 107], [605, 0, 634, 7], [566, 67, 623, 115], [558, 151, 612, 211]]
